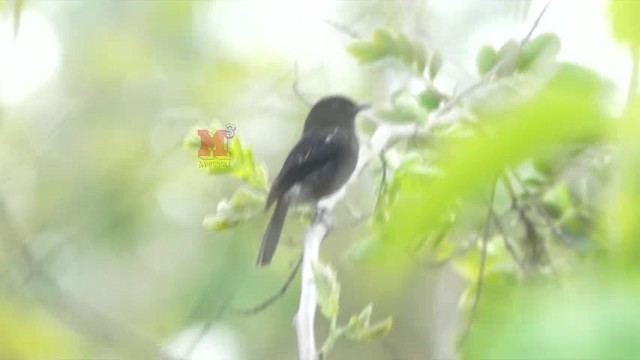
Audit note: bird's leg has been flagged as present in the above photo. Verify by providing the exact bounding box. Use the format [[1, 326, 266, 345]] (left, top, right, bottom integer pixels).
[[313, 204, 335, 232]]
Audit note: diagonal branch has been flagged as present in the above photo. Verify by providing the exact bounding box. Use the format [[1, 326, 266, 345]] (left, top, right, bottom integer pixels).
[[320, 19, 361, 39], [0, 202, 175, 360], [490, 209, 524, 271], [232, 254, 303, 316]]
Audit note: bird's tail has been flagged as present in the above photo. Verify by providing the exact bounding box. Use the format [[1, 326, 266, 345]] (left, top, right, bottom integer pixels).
[[256, 197, 290, 266]]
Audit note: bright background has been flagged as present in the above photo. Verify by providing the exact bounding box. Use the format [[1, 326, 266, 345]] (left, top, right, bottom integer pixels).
[[0, 1, 632, 359]]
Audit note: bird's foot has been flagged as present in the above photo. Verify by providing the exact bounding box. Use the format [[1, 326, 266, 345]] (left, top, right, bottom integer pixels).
[[313, 206, 334, 231]]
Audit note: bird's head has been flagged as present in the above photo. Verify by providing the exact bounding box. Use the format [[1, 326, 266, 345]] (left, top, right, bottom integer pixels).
[[302, 95, 370, 134]]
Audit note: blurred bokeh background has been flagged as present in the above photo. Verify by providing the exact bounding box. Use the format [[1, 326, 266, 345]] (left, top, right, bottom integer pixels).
[[0, 0, 634, 359]]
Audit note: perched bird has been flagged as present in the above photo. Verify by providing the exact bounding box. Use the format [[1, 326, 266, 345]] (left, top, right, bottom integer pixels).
[[256, 96, 369, 266]]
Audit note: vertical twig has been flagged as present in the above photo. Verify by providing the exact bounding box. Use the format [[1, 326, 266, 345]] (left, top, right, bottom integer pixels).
[[459, 180, 497, 347], [490, 209, 524, 271], [502, 172, 549, 270], [295, 211, 330, 360]]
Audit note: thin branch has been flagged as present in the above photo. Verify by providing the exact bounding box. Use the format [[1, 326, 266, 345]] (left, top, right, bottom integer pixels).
[[433, 1, 551, 122], [320, 19, 361, 39], [506, 169, 569, 247], [444, 0, 551, 116], [459, 180, 497, 348], [181, 292, 234, 359], [508, 171, 573, 250], [490, 209, 524, 271], [232, 254, 303, 316], [521, 1, 552, 46], [502, 172, 549, 271], [181, 267, 246, 359], [372, 151, 389, 223], [378, 151, 388, 197], [0, 202, 175, 360], [534, 201, 574, 246]]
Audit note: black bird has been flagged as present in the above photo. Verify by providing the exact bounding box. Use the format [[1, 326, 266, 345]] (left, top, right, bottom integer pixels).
[[256, 95, 368, 266]]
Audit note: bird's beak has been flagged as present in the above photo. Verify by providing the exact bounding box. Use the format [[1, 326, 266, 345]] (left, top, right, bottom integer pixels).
[[357, 103, 372, 112]]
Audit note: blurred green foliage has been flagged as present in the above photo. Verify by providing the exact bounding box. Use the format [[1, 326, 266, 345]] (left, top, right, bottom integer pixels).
[[368, 63, 608, 261], [609, 1, 640, 45], [341, 1, 639, 358], [462, 276, 640, 359], [0, 298, 82, 359], [1, 0, 638, 359]]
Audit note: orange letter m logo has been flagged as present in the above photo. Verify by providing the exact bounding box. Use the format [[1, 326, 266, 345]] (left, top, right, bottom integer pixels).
[[197, 129, 228, 157]]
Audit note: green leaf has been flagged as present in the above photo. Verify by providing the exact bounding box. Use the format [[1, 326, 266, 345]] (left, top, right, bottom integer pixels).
[[476, 45, 499, 75], [522, 176, 548, 192], [496, 40, 520, 76], [345, 303, 373, 338], [542, 182, 573, 220], [358, 116, 379, 136], [452, 237, 513, 282], [412, 41, 428, 74], [202, 214, 231, 231], [313, 261, 340, 319], [518, 33, 561, 72], [349, 317, 393, 341], [372, 29, 396, 55], [429, 50, 443, 80], [391, 91, 425, 121], [609, 1, 640, 45], [347, 42, 388, 64], [395, 33, 414, 66], [345, 303, 392, 342], [253, 164, 269, 190], [559, 209, 592, 237], [418, 89, 442, 111], [229, 187, 265, 209], [202, 187, 265, 231], [356, 304, 373, 328]]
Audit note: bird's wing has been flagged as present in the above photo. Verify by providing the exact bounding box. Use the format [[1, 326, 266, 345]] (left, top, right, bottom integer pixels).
[[265, 131, 346, 209]]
